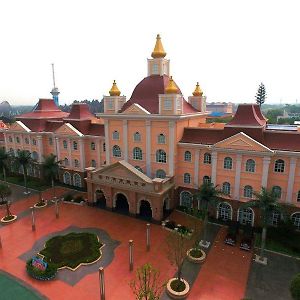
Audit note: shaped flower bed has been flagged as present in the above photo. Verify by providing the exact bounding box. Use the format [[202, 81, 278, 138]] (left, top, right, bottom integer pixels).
[[161, 220, 193, 238], [39, 232, 103, 271]]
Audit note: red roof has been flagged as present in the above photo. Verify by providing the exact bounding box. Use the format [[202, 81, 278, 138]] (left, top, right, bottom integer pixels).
[[64, 103, 94, 120], [120, 75, 199, 114], [226, 104, 266, 127]]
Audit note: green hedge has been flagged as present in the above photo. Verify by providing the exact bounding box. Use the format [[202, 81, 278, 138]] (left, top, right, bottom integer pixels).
[[290, 274, 300, 300]]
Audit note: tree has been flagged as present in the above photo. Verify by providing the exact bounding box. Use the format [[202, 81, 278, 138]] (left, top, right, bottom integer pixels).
[[13, 150, 32, 194], [0, 183, 12, 217], [129, 263, 166, 300], [290, 273, 300, 300], [0, 148, 9, 182], [193, 182, 222, 246], [42, 154, 61, 199], [242, 187, 286, 260], [255, 82, 267, 107]]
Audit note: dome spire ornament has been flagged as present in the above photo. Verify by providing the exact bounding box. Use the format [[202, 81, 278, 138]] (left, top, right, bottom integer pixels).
[[151, 34, 166, 59], [165, 76, 178, 94], [192, 82, 203, 97], [109, 80, 121, 96]]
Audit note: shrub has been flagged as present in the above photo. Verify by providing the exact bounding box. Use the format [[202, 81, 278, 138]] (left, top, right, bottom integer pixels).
[[64, 194, 73, 202], [74, 195, 85, 203], [290, 274, 300, 300], [26, 259, 57, 281]]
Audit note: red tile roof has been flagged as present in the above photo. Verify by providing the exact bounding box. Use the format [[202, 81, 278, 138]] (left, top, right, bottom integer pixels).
[[120, 75, 199, 114], [64, 103, 94, 120]]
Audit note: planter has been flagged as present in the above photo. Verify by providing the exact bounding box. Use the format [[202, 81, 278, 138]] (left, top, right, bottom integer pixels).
[[1, 214, 17, 224], [187, 248, 206, 264], [166, 278, 190, 299], [63, 200, 85, 206], [162, 221, 193, 239], [34, 202, 47, 209]]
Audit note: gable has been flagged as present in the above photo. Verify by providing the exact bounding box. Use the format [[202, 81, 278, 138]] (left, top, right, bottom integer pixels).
[[122, 103, 150, 115], [94, 160, 152, 183], [55, 123, 83, 136], [9, 121, 31, 132], [213, 132, 273, 152]]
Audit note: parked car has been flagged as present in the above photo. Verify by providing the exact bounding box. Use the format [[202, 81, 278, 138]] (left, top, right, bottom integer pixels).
[[225, 221, 239, 246], [240, 225, 253, 251]]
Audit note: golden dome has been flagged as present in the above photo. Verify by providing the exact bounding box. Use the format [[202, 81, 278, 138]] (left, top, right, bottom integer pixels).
[[151, 34, 166, 59], [165, 76, 179, 94], [109, 80, 121, 96], [192, 82, 203, 96]]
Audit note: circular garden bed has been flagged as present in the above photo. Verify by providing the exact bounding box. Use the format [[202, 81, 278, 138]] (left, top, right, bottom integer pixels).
[[34, 201, 47, 208], [166, 277, 190, 299], [1, 214, 17, 224], [39, 232, 103, 271], [187, 248, 206, 264]]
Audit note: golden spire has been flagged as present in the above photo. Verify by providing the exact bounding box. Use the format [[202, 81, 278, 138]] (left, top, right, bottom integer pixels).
[[165, 76, 178, 94], [151, 34, 166, 58], [192, 82, 203, 96], [109, 80, 121, 96]]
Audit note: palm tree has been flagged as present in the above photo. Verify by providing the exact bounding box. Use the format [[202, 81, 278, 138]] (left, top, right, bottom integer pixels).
[[0, 148, 9, 182], [242, 187, 286, 260], [0, 183, 12, 217], [193, 182, 222, 246], [42, 154, 61, 199], [13, 150, 32, 194]]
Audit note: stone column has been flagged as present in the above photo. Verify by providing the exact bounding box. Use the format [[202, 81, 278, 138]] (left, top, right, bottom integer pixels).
[[68, 139, 72, 168], [37, 135, 43, 163], [233, 154, 242, 200], [286, 157, 297, 203], [79, 139, 85, 171], [261, 157, 271, 188], [104, 120, 110, 165], [123, 120, 128, 162], [96, 139, 101, 166], [194, 149, 200, 188], [211, 151, 218, 185], [168, 121, 175, 176], [146, 120, 151, 177], [55, 137, 60, 161]]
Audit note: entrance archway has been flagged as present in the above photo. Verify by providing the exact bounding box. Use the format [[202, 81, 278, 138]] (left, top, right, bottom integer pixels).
[[115, 193, 129, 215], [95, 190, 106, 208], [139, 200, 152, 221]]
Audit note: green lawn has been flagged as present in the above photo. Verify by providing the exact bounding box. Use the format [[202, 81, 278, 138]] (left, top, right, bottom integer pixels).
[[0, 271, 44, 300]]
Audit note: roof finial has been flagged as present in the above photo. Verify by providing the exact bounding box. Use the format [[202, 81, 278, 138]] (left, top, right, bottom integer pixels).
[[151, 34, 166, 58], [193, 82, 203, 96], [165, 76, 178, 94], [109, 80, 121, 96]]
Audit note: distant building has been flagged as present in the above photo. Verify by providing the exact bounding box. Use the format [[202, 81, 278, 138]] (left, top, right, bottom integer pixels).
[[277, 109, 300, 121], [206, 102, 233, 118]]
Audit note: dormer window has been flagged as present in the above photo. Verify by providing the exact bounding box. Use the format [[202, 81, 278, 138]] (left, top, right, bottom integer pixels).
[[164, 99, 172, 110]]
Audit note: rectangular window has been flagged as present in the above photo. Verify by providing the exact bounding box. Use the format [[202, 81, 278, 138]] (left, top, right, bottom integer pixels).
[[107, 100, 113, 110], [152, 64, 159, 74], [164, 99, 172, 110]]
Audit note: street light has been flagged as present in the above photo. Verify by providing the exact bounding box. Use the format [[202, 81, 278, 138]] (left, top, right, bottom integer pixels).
[[129, 240, 134, 271], [99, 267, 105, 300], [55, 199, 59, 219], [146, 223, 150, 251], [30, 206, 36, 231]]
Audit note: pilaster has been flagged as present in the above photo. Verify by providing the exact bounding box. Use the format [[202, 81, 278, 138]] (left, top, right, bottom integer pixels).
[[234, 154, 242, 200], [37, 135, 43, 163], [211, 151, 218, 185], [79, 139, 85, 171], [286, 157, 297, 203], [168, 121, 175, 176], [194, 149, 200, 188], [104, 120, 110, 165], [123, 120, 128, 162], [261, 157, 271, 188], [146, 120, 151, 177]]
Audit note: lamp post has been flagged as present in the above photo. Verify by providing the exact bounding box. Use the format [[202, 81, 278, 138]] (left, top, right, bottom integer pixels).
[[0, 236, 2, 249], [30, 206, 36, 231], [55, 198, 59, 219], [129, 240, 134, 271], [146, 223, 150, 251], [99, 267, 105, 300]]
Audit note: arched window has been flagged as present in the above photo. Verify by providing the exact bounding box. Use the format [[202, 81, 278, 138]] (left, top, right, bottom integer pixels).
[[156, 169, 166, 179], [134, 132, 141, 142], [25, 138, 29, 144], [32, 139, 37, 146], [8, 136, 12, 143], [238, 208, 254, 226], [156, 149, 166, 163], [73, 173, 81, 187], [113, 145, 122, 157], [63, 140, 68, 149], [103, 143, 106, 152], [222, 182, 231, 195], [245, 159, 255, 172], [218, 202, 232, 221], [73, 141, 78, 150], [224, 157, 233, 169], [291, 212, 300, 230], [269, 210, 281, 226], [32, 151, 38, 161], [16, 137, 20, 143], [74, 159, 80, 168], [183, 173, 191, 184], [244, 185, 253, 198], [112, 131, 120, 140], [63, 172, 71, 185], [133, 147, 143, 160], [91, 159, 96, 168], [297, 191, 300, 202], [158, 134, 166, 144], [91, 142, 96, 150], [274, 159, 285, 173], [135, 166, 143, 173], [203, 176, 211, 184], [180, 191, 193, 208], [272, 186, 282, 199], [203, 153, 211, 164], [184, 151, 192, 162], [64, 157, 69, 166]]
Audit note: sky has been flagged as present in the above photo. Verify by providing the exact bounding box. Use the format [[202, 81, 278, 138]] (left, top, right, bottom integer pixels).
[[0, 0, 300, 106]]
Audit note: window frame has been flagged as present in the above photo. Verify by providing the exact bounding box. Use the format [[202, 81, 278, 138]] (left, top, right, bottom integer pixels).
[[184, 151, 192, 162]]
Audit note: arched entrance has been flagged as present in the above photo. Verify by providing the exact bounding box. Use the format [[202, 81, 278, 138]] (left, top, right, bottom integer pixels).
[[115, 193, 129, 215], [139, 200, 152, 221], [95, 190, 106, 208]]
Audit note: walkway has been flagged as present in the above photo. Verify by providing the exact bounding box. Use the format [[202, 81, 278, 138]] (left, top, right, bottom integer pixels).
[[188, 227, 253, 300]]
